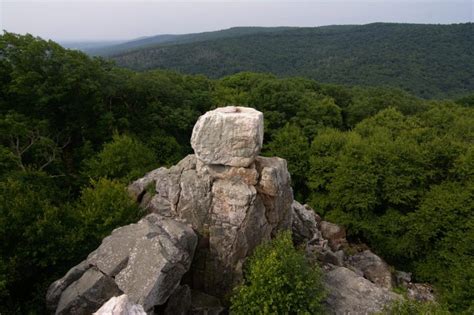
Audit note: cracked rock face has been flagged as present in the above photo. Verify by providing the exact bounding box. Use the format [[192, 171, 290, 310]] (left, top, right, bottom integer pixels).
[[191, 106, 264, 167], [133, 154, 293, 298], [46, 214, 197, 314]]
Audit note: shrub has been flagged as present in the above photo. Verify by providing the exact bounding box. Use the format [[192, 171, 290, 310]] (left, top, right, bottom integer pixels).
[[73, 178, 143, 252], [230, 231, 326, 314], [384, 299, 451, 315], [83, 134, 157, 183]]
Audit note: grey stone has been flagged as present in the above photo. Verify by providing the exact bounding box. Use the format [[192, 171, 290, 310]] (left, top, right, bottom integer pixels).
[[324, 267, 401, 315], [255, 156, 293, 230], [93, 294, 146, 315], [46, 260, 91, 311], [407, 283, 436, 302], [347, 250, 393, 289], [114, 215, 197, 311], [128, 167, 168, 202], [207, 179, 271, 295], [291, 200, 319, 244], [395, 271, 412, 287], [146, 194, 173, 217], [335, 250, 345, 265], [176, 168, 212, 230], [49, 214, 197, 313], [319, 221, 347, 251], [320, 249, 344, 266], [191, 106, 263, 167], [55, 267, 122, 315]]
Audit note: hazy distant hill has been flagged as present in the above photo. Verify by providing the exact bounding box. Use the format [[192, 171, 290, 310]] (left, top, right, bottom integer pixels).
[[86, 27, 295, 56], [109, 23, 474, 98], [59, 40, 126, 51]]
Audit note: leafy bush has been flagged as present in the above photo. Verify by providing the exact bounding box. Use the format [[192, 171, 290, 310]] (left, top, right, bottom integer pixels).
[[265, 124, 310, 199], [383, 299, 451, 315], [230, 231, 326, 314], [73, 178, 143, 251], [83, 134, 157, 183], [0, 171, 73, 313]]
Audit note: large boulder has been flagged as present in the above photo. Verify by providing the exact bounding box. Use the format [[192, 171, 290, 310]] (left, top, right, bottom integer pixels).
[[324, 267, 401, 314], [191, 106, 263, 167], [47, 214, 197, 314]]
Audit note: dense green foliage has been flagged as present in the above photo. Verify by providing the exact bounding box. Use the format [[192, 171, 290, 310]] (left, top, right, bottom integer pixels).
[[383, 299, 450, 315], [230, 231, 326, 314], [0, 32, 473, 313], [110, 23, 474, 98], [86, 26, 295, 56], [83, 134, 157, 183]]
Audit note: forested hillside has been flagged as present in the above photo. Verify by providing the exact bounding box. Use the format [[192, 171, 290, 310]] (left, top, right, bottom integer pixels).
[[110, 23, 474, 99], [1, 32, 473, 314], [86, 26, 295, 56]]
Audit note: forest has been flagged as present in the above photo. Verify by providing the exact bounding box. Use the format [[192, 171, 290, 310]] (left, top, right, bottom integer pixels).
[[109, 23, 474, 99], [0, 32, 473, 314]]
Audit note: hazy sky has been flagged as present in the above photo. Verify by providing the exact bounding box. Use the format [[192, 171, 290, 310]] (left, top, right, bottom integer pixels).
[[1, 0, 473, 41]]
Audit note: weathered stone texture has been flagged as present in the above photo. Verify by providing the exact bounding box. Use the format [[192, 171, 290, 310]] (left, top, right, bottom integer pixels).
[[47, 214, 197, 314], [324, 267, 401, 314], [93, 295, 146, 315], [191, 106, 263, 167]]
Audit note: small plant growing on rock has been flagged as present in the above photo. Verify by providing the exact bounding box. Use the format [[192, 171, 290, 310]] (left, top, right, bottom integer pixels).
[[230, 231, 326, 314]]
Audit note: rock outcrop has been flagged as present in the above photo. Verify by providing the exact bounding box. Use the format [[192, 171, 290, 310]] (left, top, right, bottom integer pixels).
[[129, 107, 293, 298], [48, 106, 292, 314], [47, 214, 197, 314], [48, 106, 428, 314]]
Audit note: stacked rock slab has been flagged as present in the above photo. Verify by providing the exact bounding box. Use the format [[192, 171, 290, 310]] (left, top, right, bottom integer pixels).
[[46, 215, 197, 314], [130, 106, 294, 298]]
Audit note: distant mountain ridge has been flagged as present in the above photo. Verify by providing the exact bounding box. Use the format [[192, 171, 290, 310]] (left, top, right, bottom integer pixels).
[[99, 23, 473, 98], [85, 27, 296, 56]]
